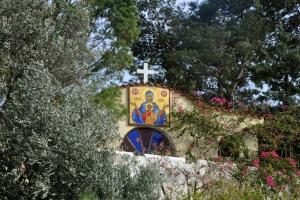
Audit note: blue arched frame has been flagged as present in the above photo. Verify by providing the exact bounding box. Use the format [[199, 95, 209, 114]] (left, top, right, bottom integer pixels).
[[120, 128, 176, 156]]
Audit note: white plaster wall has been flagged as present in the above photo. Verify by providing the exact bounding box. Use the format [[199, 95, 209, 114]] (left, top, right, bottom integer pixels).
[[118, 87, 132, 138]]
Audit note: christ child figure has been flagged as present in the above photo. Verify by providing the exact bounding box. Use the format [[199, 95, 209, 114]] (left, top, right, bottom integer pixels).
[[130, 90, 168, 125]]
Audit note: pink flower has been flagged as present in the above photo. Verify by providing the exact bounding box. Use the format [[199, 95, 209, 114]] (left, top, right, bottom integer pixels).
[[288, 158, 297, 168], [159, 142, 164, 148], [296, 171, 300, 176], [193, 91, 197, 95], [279, 185, 284, 190], [160, 163, 166, 168], [178, 105, 183, 112], [227, 160, 233, 166], [210, 97, 227, 105], [203, 110, 207, 114], [260, 150, 279, 159], [219, 166, 225, 171], [252, 159, 260, 168], [241, 171, 246, 176], [215, 156, 223, 162], [198, 101, 204, 105], [268, 180, 276, 187], [270, 151, 280, 158], [266, 175, 272, 182], [282, 105, 289, 111], [266, 175, 276, 187], [165, 149, 170, 156], [210, 97, 216, 103]]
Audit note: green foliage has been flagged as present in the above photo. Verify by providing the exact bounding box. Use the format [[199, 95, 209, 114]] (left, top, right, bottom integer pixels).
[[0, 66, 120, 198], [178, 178, 299, 200], [94, 155, 162, 200], [133, 0, 300, 106], [170, 94, 251, 160], [80, 192, 100, 200], [172, 99, 300, 199], [249, 105, 300, 161], [87, 0, 140, 78], [130, 0, 180, 83], [252, 20, 300, 105], [132, 0, 267, 103], [93, 82, 128, 120], [219, 134, 246, 159], [0, 0, 162, 199]]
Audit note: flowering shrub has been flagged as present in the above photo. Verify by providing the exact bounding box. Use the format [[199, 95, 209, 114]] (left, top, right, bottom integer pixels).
[[170, 94, 252, 161], [260, 150, 280, 159], [250, 105, 300, 161], [210, 97, 227, 105], [175, 156, 300, 200], [170, 93, 300, 198], [218, 133, 246, 159], [135, 137, 172, 156], [151, 142, 171, 156], [252, 151, 299, 190]]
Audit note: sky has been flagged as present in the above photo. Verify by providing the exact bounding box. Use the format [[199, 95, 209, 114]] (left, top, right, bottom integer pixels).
[[176, 0, 203, 4]]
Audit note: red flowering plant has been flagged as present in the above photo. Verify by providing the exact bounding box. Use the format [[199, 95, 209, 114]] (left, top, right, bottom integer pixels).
[[185, 144, 197, 163], [170, 96, 300, 196], [247, 150, 300, 191], [151, 142, 171, 156], [239, 104, 300, 192], [169, 93, 251, 161], [218, 133, 247, 159], [169, 96, 223, 160], [251, 105, 300, 161], [135, 138, 172, 156]]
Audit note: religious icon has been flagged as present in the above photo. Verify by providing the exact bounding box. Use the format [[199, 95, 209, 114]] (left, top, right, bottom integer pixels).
[[129, 87, 170, 126]]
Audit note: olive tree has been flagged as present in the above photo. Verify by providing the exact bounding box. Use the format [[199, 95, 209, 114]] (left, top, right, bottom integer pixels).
[[0, 0, 161, 199]]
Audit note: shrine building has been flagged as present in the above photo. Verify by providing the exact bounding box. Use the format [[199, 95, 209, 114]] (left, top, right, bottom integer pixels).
[[117, 63, 263, 158]]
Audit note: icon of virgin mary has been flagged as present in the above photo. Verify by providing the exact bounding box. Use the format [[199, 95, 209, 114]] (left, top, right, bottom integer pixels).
[[130, 91, 168, 125]]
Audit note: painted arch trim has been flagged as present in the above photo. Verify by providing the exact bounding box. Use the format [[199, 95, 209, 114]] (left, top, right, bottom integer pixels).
[[120, 127, 176, 156]]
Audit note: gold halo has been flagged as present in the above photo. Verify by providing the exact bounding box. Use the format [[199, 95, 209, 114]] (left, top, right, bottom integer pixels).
[[146, 103, 153, 110], [141, 87, 157, 103]]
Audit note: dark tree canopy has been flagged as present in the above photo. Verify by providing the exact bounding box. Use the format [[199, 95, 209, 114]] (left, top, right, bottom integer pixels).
[[130, 0, 300, 108]]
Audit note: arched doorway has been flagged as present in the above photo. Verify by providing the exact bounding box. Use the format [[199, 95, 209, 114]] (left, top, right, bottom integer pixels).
[[120, 128, 176, 156]]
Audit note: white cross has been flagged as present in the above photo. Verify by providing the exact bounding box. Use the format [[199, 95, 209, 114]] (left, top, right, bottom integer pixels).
[[137, 63, 155, 83]]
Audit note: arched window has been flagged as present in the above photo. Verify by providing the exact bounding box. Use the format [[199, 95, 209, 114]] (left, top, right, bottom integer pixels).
[[120, 128, 175, 156], [218, 134, 246, 159]]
